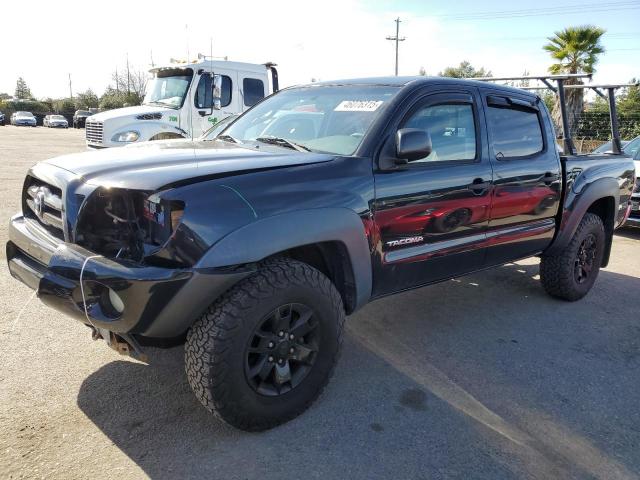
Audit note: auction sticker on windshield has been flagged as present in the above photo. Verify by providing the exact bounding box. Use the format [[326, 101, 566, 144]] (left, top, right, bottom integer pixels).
[[334, 100, 384, 112]]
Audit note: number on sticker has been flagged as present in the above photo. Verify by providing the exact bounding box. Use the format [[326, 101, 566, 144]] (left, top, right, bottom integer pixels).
[[334, 100, 384, 112]]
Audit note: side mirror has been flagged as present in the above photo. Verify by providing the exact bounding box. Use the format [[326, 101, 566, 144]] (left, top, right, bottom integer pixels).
[[396, 128, 432, 162], [212, 74, 222, 110]]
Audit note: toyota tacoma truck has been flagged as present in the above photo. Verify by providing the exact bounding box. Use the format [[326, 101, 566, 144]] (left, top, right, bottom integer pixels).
[[6, 77, 636, 431]]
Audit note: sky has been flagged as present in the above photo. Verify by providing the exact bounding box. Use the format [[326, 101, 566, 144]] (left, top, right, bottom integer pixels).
[[1, 0, 639, 99]]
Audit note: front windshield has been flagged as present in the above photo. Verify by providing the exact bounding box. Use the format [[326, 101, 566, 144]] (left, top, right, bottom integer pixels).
[[143, 68, 193, 109], [223, 85, 400, 155], [77, 110, 91, 116], [52, 115, 65, 120], [16, 111, 32, 117]]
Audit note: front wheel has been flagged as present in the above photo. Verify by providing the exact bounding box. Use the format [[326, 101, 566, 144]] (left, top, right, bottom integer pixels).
[[540, 213, 605, 301], [185, 258, 345, 431]]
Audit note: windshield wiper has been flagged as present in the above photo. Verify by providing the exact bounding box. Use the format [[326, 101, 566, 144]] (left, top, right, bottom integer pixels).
[[217, 134, 238, 143], [255, 136, 311, 152]]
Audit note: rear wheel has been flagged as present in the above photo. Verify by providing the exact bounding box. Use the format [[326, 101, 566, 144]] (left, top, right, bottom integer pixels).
[[185, 258, 345, 431], [540, 213, 605, 301]]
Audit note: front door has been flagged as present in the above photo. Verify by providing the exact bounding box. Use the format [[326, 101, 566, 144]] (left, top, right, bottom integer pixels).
[[191, 72, 236, 137], [372, 89, 493, 296]]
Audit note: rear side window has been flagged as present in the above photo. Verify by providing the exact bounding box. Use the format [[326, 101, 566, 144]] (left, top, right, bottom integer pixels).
[[243, 78, 265, 107], [486, 105, 543, 158]]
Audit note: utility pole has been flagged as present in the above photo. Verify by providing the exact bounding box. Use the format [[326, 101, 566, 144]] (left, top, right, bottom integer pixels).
[[386, 17, 406, 76], [150, 50, 155, 68], [126, 53, 131, 95], [115, 66, 120, 94], [68, 73, 73, 100]]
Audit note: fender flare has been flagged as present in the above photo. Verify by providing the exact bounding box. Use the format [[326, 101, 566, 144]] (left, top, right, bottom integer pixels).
[[545, 177, 619, 258], [196, 208, 373, 311]]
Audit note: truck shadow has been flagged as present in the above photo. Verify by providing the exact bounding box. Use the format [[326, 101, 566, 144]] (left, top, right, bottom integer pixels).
[[77, 262, 640, 479], [615, 227, 640, 240]]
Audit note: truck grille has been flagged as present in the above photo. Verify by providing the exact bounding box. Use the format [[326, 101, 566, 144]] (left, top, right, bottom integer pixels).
[[85, 121, 103, 143], [23, 176, 64, 239]]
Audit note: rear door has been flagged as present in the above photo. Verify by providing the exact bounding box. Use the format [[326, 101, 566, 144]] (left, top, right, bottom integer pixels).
[[481, 89, 562, 265], [372, 88, 493, 296]]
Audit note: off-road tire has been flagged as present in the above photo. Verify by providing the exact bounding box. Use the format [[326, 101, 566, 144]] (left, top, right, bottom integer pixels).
[[185, 258, 345, 431], [540, 213, 605, 301]]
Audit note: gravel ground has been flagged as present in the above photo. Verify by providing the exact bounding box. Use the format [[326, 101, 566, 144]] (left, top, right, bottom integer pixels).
[[1, 125, 639, 480]]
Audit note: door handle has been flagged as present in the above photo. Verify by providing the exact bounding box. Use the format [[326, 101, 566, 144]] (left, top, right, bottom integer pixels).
[[543, 172, 560, 185], [468, 178, 491, 194]]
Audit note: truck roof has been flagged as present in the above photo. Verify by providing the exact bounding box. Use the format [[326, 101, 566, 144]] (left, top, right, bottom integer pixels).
[[151, 59, 269, 74], [312, 76, 535, 97]]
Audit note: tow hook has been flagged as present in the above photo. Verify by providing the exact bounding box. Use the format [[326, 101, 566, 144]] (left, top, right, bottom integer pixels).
[[89, 327, 148, 362]]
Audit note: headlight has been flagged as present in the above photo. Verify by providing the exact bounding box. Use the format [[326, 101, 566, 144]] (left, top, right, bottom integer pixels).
[[111, 131, 140, 142]]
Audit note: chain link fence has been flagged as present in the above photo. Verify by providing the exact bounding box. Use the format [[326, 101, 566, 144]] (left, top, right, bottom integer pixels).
[[568, 110, 640, 154]]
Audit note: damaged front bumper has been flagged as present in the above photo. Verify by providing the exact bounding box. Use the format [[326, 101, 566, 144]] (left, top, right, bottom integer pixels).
[[6, 214, 252, 341]]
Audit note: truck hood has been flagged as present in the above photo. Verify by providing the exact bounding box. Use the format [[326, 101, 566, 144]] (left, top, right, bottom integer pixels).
[[88, 104, 173, 123], [43, 140, 336, 190]]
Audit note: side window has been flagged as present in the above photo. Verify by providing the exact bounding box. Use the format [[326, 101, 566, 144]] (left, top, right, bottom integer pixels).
[[486, 104, 543, 158], [196, 75, 232, 108], [220, 75, 232, 108], [402, 103, 477, 162], [243, 78, 265, 107]]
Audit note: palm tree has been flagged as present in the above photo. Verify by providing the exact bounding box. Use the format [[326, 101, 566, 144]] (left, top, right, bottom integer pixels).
[[543, 26, 606, 138]]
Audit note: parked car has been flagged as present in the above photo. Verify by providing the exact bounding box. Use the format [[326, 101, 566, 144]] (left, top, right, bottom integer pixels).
[[43, 115, 69, 128], [6, 77, 635, 431], [592, 136, 640, 157], [73, 110, 93, 128], [592, 140, 629, 153], [626, 149, 640, 228], [0, 111, 5, 126], [10, 111, 37, 127]]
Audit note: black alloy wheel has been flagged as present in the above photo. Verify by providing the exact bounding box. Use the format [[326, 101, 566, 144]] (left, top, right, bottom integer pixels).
[[574, 233, 597, 284], [245, 303, 320, 396]]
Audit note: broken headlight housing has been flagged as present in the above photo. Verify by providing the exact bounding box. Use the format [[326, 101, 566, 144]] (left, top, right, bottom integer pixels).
[[76, 187, 185, 264]]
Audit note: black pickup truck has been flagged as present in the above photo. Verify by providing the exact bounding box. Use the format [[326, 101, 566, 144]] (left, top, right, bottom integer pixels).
[[6, 77, 636, 431]]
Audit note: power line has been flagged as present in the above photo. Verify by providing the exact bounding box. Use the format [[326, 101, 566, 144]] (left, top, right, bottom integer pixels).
[[413, 1, 640, 20], [386, 17, 406, 76]]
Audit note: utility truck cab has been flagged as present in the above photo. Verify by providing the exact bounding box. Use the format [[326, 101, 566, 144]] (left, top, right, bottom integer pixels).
[[86, 59, 278, 148]]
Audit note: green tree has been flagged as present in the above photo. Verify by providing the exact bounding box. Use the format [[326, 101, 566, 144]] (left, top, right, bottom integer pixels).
[[14, 77, 32, 99], [618, 79, 640, 114], [75, 89, 99, 109], [53, 98, 76, 114], [543, 25, 606, 134], [99, 86, 127, 110], [0, 92, 10, 100], [438, 61, 491, 79]]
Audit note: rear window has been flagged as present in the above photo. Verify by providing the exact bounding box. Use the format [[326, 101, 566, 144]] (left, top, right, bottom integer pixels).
[[486, 105, 544, 158]]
